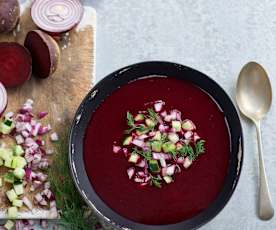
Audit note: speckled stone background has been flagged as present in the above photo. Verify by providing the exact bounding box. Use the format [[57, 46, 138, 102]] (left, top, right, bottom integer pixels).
[[91, 0, 276, 229]]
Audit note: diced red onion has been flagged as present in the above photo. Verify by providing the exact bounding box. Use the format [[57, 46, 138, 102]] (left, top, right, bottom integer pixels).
[[112, 145, 121, 153], [154, 100, 164, 112], [193, 132, 201, 142], [144, 176, 151, 183], [170, 110, 177, 120], [44, 181, 51, 189], [184, 131, 193, 140], [166, 165, 176, 176], [38, 159, 49, 169], [15, 134, 24, 144], [31, 123, 41, 136], [159, 124, 169, 132], [177, 157, 185, 164], [136, 159, 146, 168], [34, 193, 43, 202], [137, 171, 146, 177], [140, 182, 149, 186], [127, 167, 135, 179], [37, 111, 48, 119], [149, 131, 156, 137], [160, 111, 167, 117], [134, 177, 144, 183], [50, 132, 59, 142], [23, 197, 33, 210], [24, 168, 32, 180], [183, 157, 192, 169], [35, 172, 48, 182], [132, 139, 145, 148], [175, 164, 181, 173], [21, 130, 30, 138]]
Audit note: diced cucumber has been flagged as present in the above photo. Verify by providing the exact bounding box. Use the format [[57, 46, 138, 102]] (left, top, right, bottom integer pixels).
[[4, 172, 15, 184], [0, 157, 3, 166], [145, 119, 155, 128], [0, 148, 13, 161], [182, 119, 195, 131], [168, 133, 179, 144], [152, 131, 161, 141], [172, 121, 181, 132], [128, 153, 140, 163], [134, 114, 144, 121], [13, 183, 24, 196], [13, 145, 24, 156], [163, 176, 173, 184], [4, 220, 14, 230], [12, 199, 23, 208], [14, 168, 25, 179], [151, 141, 162, 152], [11, 156, 27, 169], [8, 207, 18, 219], [6, 189, 17, 202], [0, 177, 2, 187], [0, 120, 14, 135], [123, 136, 132, 146], [4, 158, 12, 168], [149, 160, 160, 173], [162, 142, 176, 153]]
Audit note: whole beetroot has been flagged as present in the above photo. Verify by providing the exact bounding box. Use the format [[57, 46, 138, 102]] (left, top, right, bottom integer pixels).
[[0, 0, 20, 33]]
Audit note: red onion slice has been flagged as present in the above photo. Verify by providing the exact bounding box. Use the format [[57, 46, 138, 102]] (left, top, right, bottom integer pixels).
[[31, 0, 84, 34], [0, 82, 7, 115], [127, 167, 135, 179], [183, 157, 193, 169]]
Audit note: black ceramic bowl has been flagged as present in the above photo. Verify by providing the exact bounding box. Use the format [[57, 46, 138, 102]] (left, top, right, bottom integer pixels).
[[69, 61, 243, 230]]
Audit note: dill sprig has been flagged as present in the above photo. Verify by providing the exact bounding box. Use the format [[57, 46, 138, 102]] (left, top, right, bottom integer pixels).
[[132, 147, 152, 161], [179, 140, 206, 160], [48, 133, 100, 230], [150, 175, 162, 188]]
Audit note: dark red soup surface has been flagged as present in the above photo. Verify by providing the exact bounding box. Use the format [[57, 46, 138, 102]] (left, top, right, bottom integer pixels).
[[84, 77, 230, 225]]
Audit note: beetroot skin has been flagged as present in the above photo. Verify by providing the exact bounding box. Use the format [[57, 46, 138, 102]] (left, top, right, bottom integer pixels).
[[0, 42, 32, 87], [24, 30, 60, 78], [0, 0, 20, 33]]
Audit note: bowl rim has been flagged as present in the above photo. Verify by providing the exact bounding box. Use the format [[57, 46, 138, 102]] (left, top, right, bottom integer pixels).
[[69, 61, 244, 230]]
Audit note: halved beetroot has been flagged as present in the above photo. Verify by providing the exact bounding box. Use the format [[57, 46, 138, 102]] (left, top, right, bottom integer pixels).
[[24, 30, 60, 79], [0, 42, 32, 87]]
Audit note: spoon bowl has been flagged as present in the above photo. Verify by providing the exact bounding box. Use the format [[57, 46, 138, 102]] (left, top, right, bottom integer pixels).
[[236, 62, 272, 123], [236, 61, 274, 220]]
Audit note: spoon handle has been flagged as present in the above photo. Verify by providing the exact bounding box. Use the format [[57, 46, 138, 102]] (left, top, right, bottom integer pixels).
[[255, 121, 274, 220]]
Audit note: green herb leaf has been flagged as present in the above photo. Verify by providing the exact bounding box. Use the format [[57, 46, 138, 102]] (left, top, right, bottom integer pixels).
[[195, 140, 205, 156], [132, 147, 152, 161], [179, 144, 195, 160], [150, 175, 162, 188], [147, 108, 160, 122], [127, 111, 135, 127], [49, 132, 100, 229]]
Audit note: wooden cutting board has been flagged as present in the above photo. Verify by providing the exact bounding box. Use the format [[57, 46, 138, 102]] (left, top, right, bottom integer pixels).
[[0, 2, 96, 219]]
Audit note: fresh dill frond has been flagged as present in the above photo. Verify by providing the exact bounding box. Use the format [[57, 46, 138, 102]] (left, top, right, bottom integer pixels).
[[48, 133, 100, 230], [132, 147, 152, 161], [150, 175, 162, 188]]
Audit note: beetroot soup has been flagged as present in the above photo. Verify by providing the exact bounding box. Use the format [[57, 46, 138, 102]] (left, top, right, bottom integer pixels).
[[84, 77, 230, 225]]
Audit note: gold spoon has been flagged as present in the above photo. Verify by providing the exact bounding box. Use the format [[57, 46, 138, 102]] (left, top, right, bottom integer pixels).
[[236, 62, 274, 220]]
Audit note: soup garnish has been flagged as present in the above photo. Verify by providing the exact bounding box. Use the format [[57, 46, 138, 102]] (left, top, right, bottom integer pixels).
[[113, 100, 206, 188]]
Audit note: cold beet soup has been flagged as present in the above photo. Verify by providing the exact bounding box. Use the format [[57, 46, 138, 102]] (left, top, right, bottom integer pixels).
[[84, 76, 230, 225]]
